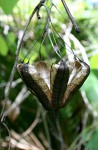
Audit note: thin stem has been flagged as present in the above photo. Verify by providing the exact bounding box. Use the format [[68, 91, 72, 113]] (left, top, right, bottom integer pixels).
[[1, 122, 11, 150], [0, 0, 47, 122], [3, 123, 11, 150], [41, 109, 52, 150], [61, 0, 80, 33], [55, 113, 66, 150], [44, 4, 62, 59]]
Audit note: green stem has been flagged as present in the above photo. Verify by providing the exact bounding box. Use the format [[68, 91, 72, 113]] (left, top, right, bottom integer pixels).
[[41, 108, 52, 150], [55, 111, 66, 150]]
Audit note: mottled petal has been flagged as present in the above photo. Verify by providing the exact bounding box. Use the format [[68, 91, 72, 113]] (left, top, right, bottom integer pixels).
[[68, 60, 81, 84], [61, 60, 90, 108], [17, 63, 52, 110], [34, 61, 50, 89]]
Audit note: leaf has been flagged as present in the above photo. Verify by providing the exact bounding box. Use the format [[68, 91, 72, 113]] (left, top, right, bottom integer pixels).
[[0, 35, 8, 56], [90, 54, 98, 69], [81, 70, 98, 104], [86, 128, 98, 150], [0, 0, 18, 14], [7, 32, 16, 46], [6, 32, 16, 53]]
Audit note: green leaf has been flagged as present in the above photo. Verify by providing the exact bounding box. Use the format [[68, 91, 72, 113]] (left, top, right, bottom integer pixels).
[[7, 32, 16, 46], [0, 0, 18, 14], [6, 32, 16, 52], [0, 35, 8, 56], [81, 70, 98, 106], [86, 128, 98, 150], [90, 54, 98, 69]]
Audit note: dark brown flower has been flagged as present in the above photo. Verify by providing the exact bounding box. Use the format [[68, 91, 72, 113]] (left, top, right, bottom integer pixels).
[[17, 59, 90, 111]]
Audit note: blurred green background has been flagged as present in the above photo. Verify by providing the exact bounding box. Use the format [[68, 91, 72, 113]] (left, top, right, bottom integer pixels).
[[0, 0, 98, 149]]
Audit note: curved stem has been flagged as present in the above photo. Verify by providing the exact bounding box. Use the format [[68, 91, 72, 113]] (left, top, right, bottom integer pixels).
[[41, 108, 52, 150], [61, 0, 80, 33], [55, 111, 66, 150], [0, 0, 47, 122]]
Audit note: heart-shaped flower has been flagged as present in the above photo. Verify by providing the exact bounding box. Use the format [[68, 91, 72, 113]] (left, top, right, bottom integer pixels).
[[17, 59, 90, 111]]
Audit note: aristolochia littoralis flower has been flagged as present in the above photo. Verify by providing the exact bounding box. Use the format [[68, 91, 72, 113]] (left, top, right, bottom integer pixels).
[[17, 59, 90, 111]]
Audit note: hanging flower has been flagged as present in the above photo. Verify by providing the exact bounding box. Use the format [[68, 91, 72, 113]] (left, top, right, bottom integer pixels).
[[17, 59, 90, 111]]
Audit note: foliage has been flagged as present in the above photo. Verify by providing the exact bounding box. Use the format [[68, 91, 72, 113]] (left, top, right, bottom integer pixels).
[[0, 0, 98, 149]]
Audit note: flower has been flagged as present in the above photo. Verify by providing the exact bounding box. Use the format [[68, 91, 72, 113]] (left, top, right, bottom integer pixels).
[[17, 59, 90, 111]]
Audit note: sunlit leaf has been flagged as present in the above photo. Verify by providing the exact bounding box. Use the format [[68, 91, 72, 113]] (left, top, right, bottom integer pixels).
[[7, 32, 16, 46], [81, 71, 98, 104], [0, 0, 18, 14], [90, 54, 98, 69], [86, 128, 98, 150], [0, 35, 8, 56]]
